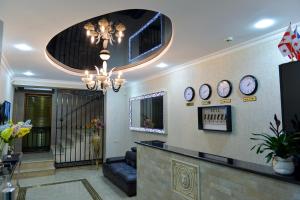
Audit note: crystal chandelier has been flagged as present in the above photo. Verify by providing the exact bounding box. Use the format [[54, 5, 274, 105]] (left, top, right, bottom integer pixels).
[[81, 18, 126, 94]]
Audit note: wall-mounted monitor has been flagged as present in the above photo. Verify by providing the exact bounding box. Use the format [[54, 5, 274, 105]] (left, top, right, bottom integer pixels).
[[0, 101, 11, 124]]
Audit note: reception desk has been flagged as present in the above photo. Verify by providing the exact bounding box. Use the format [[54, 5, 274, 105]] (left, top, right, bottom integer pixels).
[[136, 140, 300, 200]]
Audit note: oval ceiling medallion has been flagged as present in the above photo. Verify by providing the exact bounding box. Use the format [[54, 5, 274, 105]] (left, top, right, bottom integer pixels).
[[46, 9, 173, 76]]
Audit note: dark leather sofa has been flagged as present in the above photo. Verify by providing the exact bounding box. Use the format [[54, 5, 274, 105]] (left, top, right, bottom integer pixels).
[[103, 147, 137, 196]]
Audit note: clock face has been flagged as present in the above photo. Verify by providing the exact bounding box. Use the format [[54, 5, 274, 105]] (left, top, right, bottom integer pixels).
[[239, 75, 258, 95], [217, 80, 232, 98], [184, 87, 195, 101], [199, 84, 212, 100]]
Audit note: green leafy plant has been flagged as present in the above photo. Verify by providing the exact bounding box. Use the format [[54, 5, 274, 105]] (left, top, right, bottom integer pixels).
[[250, 114, 300, 163]]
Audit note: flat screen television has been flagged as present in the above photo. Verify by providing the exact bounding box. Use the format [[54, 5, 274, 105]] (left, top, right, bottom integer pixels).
[[0, 101, 11, 124]]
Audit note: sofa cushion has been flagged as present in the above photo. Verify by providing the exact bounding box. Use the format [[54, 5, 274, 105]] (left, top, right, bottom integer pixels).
[[125, 151, 136, 168], [115, 166, 136, 183], [109, 162, 133, 174], [131, 147, 137, 152]]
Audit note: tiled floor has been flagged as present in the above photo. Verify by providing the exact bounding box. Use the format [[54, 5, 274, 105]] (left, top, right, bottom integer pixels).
[[18, 165, 137, 200]]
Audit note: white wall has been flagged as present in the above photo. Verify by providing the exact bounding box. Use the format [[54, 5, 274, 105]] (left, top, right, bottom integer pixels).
[[0, 62, 13, 105], [105, 89, 132, 158], [0, 20, 14, 107], [126, 35, 289, 165]]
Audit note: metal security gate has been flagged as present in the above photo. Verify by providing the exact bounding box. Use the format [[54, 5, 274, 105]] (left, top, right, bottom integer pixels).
[[54, 89, 104, 168]]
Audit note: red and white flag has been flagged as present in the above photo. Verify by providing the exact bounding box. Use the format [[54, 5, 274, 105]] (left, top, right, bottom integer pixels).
[[292, 26, 300, 51], [278, 41, 294, 57], [291, 26, 300, 60], [278, 24, 297, 59]]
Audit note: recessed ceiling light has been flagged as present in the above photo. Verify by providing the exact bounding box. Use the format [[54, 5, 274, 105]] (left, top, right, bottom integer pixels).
[[254, 19, 275, 29], [14, 43, 33, 51], [225, 36, 234, 42], [23, 71, 35, 76], [156, 63, 168, 68]]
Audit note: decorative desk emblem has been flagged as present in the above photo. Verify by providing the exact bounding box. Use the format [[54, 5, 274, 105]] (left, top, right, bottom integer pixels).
[[172, 159, 199, 200]]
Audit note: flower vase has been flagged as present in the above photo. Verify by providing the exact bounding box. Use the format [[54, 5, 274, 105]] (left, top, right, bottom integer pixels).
[[91, 132, 102, 169], [1, 143, 8, 158]]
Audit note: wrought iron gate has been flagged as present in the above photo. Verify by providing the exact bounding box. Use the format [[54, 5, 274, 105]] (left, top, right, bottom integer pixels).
[[54, 89, 104, 168]]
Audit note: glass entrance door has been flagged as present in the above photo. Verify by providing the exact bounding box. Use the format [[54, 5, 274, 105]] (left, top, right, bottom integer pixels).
[[22, 94, 52, 152]]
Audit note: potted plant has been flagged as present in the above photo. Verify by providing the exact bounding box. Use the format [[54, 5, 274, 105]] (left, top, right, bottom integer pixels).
[[250, 114, 300, 175]]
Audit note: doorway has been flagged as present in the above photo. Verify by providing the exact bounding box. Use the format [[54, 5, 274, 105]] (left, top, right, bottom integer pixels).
[[22, 94, 52, 152]]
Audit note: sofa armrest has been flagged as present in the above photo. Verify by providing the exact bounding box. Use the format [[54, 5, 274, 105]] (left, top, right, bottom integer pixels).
[[106, 156, 125, 164]]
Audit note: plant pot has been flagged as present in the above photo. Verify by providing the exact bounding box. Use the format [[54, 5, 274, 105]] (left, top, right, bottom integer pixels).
[[273, 156, 295, 175]]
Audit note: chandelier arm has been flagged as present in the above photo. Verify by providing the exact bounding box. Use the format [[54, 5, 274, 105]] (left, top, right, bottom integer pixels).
[[86, 81, 97, 91], [111, 79, 121, 93]]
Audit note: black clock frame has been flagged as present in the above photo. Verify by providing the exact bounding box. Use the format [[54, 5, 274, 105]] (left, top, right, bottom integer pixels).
[[184, 87, 195, 102], [239, 75, 258, 96], [217, 80, 232, 98], [199, 83, 212, 100]]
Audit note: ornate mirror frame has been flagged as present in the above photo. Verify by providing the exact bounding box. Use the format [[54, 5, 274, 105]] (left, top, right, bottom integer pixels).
[[129, 91, 167, 134]]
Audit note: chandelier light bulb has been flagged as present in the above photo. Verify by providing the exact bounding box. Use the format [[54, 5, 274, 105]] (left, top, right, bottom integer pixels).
[[118, 71, 122, 79], [91, 36, 95, 43], [100, 26, 105, 33], [117, 37, 121, 44], [86, 30, 90, 36]]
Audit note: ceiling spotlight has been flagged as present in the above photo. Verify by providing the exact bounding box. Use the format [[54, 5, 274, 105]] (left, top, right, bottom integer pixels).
[[23, 71, 35, 76], [225, 36, 234, 42], [254, 19, 275, 29], [14, 43, 33, 51], [156, 63, 168, 68]]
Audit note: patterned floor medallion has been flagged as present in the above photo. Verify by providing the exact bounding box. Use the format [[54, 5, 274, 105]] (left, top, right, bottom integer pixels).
[[172, 159, 199, 200]]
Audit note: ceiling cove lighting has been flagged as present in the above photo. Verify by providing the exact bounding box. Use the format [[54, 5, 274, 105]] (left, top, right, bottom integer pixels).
[[156, 63, 168, 68], [23, 71, 34, 76], [254, 19, 275, 29], [14, 43, 33, 51], [81, 18, 126, 94]]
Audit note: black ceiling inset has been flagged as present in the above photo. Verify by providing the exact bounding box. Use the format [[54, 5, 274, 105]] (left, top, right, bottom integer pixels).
[[46, 9, 172, 71]]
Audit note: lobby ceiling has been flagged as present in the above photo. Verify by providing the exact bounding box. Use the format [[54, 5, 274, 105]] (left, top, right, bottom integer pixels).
[[0, 0, 300, 83]]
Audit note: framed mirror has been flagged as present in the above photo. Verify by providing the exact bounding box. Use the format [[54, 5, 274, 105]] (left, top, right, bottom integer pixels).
[[129, 91, 167, 134]]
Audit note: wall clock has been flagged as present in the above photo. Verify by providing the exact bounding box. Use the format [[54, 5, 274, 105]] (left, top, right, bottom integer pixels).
[[217, 80, 232, 98], [239, 75, 258, 96], [199, 84, 212, 100], [184, 87, 195, 102]]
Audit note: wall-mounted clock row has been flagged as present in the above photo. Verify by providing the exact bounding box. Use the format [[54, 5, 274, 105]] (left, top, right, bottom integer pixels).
[[184, 75, 258, 101]]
